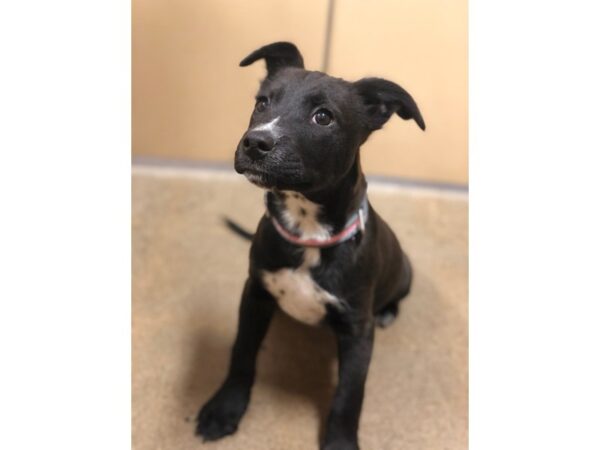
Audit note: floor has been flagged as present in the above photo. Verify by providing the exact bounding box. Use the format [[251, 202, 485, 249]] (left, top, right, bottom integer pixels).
[[132, 164, 468, 450]]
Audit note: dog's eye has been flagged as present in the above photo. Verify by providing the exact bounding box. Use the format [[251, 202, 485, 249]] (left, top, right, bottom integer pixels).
[[312, 109, 333, 126], [255, 97, 269, 113]]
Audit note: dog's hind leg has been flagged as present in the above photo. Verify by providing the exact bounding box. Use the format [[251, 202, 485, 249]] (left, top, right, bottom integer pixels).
[[374, 252, 412, 328]]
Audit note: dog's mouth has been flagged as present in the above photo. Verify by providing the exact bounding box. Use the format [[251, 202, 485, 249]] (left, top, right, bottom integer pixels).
[[235, 157, 273, 188], [236, 153, 314, 191], [241, 169, 313, 192], [242, 170, 274, 189]]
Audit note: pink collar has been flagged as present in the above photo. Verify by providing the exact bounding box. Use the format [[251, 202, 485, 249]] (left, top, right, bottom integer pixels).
[[269, 195, 369, 248]]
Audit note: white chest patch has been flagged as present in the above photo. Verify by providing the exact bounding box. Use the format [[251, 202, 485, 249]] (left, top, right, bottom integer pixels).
[[262, 248, 340, 325]]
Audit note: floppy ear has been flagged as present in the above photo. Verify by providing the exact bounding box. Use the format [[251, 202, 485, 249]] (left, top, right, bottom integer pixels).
[[354, 77, 426, 131], [239, 42, 304, 77]]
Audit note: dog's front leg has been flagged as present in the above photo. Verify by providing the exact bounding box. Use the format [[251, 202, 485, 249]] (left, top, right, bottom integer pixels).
[[322, 321, 374, 450], [195, 277, 275, 441]]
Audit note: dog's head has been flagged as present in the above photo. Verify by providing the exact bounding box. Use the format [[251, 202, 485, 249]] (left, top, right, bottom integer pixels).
[[234, 42, 425, 192]]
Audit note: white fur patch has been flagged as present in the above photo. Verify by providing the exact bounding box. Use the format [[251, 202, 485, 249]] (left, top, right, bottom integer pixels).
[[262, 248, 339, 325], [244, 172, 268, 188], [251, 116, 280, 134], [280, 191, 332, 241]]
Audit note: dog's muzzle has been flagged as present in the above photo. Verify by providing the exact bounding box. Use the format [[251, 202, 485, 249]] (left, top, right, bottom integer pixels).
[[241, 130, 275, 161]]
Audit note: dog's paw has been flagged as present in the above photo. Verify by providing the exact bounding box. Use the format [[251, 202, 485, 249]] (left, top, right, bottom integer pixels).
[[375, 302, 399, 328], [195, 385, 250, 441]]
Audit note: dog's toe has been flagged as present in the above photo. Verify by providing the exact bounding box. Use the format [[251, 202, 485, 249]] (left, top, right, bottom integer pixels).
[[195, 411, 238, 441], [194, 385, 249, 441]]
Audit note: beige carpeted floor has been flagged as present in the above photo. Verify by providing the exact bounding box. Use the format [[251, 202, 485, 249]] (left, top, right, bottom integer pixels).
[[132, 165, 468, 450]]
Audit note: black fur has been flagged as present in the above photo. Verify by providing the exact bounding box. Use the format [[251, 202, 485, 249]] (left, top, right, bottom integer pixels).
[[239, 41, 305, 77], [196, 42, 424, 450]]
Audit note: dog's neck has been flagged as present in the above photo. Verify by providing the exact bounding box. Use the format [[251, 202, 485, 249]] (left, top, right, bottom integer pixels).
[[265, 155, 367, 240]]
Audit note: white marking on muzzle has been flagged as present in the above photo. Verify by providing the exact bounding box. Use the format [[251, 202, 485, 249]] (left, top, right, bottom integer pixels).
[[251, 116, 280, 134]]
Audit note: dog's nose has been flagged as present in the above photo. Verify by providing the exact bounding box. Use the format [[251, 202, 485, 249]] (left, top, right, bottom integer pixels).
[[242, 131, 275, 158]]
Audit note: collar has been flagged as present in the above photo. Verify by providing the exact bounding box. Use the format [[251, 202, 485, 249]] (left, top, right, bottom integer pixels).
[[266, 193, 369, 248]]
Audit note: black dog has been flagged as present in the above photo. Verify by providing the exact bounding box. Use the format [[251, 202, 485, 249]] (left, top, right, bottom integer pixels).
[[196, 42, 425, 450]]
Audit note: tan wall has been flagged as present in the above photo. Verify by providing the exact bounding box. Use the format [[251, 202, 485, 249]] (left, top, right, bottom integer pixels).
[[133, 0, 467, 185]]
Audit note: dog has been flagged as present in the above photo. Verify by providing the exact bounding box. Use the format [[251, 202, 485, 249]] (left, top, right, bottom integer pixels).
[[195, 42, 425, 450]]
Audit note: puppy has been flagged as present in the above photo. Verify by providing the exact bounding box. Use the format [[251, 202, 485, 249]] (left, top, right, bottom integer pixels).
[[196, 42, 425, 450]]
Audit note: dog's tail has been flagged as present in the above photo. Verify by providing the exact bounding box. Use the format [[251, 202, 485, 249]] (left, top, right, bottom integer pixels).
[[222, 216, 254, 241]]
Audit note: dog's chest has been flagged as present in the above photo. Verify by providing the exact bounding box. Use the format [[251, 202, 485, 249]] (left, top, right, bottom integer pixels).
[[262, 248, 339, 325]]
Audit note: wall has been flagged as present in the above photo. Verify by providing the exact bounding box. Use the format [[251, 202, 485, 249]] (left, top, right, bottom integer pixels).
[[133, 0, 467, 185]]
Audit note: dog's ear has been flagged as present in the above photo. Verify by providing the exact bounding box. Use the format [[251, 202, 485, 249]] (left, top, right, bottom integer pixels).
[[239, 42, 304, 77], [354, 78, 426, 131]]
